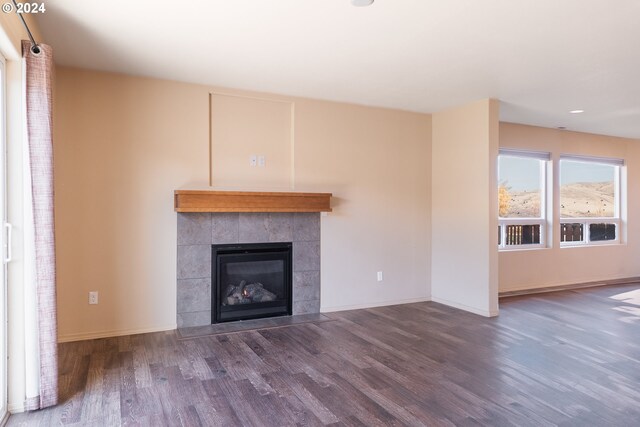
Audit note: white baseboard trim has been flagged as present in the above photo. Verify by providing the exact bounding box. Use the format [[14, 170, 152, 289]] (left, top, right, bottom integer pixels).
[[57, 324, 177, 343], [430, 296, 499, 317], [321, 296, 430, 313], [8, 401, 25, 414], [499, 276, 640, 297]]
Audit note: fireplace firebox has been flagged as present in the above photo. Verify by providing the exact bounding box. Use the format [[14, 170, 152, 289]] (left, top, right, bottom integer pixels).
[[212, 242, 292, 323]]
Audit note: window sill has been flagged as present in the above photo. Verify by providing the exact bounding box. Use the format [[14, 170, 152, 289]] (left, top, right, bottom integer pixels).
[[499, 246, 549, 253], [560, 242, 623, 249]]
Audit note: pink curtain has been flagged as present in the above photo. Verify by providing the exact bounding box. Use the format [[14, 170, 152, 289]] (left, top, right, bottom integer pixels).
[[22, 40, 58, 409]]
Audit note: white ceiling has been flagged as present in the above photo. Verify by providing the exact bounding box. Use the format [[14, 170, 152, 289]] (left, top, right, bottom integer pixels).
[[36, 0, 640, 138]]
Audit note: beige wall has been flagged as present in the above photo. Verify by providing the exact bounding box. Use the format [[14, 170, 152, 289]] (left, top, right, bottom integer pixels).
[[45, 66, 640, 340], [45, 66, 640, 342], [499, 122, 640, 292], [54, 67, 432, 341], [210, 93, 294, 189], [54, 68, 210, 341], [0, 12, 42, 59], [431, 99, 499, 316], [294, 99, 431, 310]]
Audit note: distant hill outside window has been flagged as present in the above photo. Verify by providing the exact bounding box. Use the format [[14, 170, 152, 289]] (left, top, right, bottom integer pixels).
[[560, 160, 615, 218], [560, 157, 622, 245]]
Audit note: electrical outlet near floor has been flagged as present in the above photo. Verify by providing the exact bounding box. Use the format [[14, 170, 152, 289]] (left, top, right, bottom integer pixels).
[[377, 271, 383, 282], [89, 291, 99, 305]]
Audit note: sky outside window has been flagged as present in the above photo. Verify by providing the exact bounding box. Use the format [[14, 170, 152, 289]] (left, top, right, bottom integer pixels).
[[498, 156, 542, 218]]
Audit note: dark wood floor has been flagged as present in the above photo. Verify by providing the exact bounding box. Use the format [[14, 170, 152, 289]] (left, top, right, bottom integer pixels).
[[8, 283, 640, 426]]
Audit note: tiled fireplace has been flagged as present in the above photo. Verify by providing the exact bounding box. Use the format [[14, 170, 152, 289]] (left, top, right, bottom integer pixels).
[[176, 212, 321, 328]]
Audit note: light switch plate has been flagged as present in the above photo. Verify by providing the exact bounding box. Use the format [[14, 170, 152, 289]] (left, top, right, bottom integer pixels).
[[89, 291, 99, 304]]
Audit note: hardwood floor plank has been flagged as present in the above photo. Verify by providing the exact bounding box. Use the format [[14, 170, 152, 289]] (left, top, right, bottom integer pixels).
[[8, 282, 640, 426], [326, 371, 400, 425], [272, 371, 340, 425], [199, 379, 245, 424], [215, 377, 271, 427], [280, 393, 326, 426]]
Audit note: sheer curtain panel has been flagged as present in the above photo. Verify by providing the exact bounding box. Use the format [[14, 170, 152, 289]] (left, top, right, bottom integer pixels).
[[22, 40, 57, 410]]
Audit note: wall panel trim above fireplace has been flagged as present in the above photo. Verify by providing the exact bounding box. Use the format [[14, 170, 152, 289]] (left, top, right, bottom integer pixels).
[[174, 190, 332, 213]]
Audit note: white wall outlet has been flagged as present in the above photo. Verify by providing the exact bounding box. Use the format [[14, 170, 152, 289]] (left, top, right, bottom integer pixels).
[[89, 291, 99, 305], [250, 155, 257, 167], [377, 271, 383, 282], [258, 155, 266, 167]]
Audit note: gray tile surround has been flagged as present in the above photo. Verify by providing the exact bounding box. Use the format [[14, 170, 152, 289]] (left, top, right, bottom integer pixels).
[[177, 213, 211, 245], [293, 241, 321, 272], [177, 278, 211, 313], [177, 245, 211, 279], [177, 212, 321, 328]]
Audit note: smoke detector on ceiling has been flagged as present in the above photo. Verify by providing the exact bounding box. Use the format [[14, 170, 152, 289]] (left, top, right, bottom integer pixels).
[[351, 0, 374, 6]]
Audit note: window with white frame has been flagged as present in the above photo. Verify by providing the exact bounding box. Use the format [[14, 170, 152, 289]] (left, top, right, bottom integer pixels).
[[498, 150, 550, 250], [560, 156, 622, 246]]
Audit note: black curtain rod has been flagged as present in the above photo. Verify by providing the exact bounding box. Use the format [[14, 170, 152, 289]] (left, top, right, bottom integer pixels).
[[12, 0, 41, 54]]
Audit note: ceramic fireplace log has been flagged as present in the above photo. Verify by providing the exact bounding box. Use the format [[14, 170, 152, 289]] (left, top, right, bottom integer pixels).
[[223, 281, 277, 305]]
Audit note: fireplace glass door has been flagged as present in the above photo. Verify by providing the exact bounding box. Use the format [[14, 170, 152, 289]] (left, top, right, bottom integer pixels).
[[212, 243, 292, 323]]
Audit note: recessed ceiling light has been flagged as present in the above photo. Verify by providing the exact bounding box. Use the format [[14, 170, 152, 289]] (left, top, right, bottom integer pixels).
[[569, 109, 584, 114], [351, 0, 374, 6]]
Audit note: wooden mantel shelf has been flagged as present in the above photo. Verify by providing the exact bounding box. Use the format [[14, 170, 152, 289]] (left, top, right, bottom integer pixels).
[[174, 190, 332, 213]]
